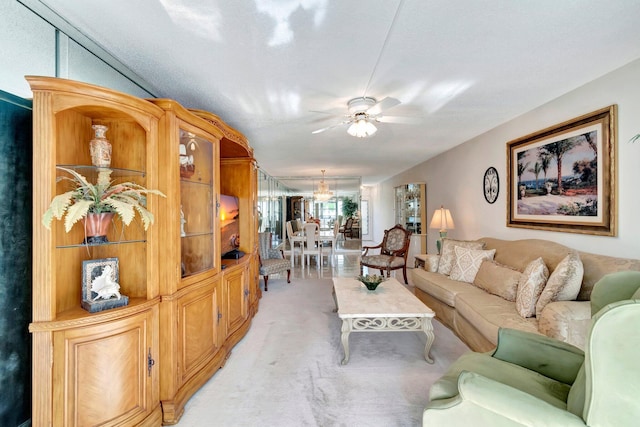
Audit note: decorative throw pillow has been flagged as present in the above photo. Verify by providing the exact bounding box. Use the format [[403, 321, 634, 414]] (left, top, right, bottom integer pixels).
[[516, 257, 549, 318], [535, 252, 584, 318], [422, 254, 441, 272], [436, 238, 485, 275], [473, 260, 522, 302], [449, 246, 496, 283]]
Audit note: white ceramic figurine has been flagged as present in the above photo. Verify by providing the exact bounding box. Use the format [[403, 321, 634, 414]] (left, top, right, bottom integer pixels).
[[91, 265, 122, 300]]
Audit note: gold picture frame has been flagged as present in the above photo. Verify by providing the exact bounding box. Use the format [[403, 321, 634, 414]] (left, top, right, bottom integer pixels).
[[506, 105, 617, 236]]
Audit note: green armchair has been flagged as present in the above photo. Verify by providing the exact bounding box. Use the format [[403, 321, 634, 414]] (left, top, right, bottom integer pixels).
[[423, 270, 640, 426]]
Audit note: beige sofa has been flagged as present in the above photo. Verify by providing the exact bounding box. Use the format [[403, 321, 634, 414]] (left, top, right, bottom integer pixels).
[[411, 237, 640, 352]]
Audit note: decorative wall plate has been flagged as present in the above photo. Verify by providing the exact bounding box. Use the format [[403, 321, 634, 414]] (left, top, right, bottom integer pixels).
[[483, 167, 499, 204]]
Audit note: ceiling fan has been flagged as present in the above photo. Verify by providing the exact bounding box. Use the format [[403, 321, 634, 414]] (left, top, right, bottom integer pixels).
[[311, 96, 419, 138]]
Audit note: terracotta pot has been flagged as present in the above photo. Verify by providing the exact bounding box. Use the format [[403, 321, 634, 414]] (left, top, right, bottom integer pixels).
[[82, 212, 115, 244]]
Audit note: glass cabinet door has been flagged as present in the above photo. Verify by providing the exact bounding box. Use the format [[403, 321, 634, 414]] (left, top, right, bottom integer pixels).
[[395, 183, 425, 234], [179, 129, 215, 277], [395, 186, 405, 226], [405, 183, 423, 234]]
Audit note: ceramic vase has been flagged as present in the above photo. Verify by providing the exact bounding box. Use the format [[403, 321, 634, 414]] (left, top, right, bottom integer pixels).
[[82, 212, 115, 244], [89, 124, 112, 168]]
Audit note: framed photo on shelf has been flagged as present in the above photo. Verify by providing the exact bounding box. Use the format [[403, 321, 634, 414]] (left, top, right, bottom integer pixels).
[[506, 105, 617, 236]]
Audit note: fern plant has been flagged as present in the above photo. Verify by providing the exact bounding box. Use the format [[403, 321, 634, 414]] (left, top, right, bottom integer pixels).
[[42, 167, 165, 232]]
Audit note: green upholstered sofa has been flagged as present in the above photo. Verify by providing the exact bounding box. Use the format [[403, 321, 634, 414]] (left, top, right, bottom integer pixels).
[[422, 271, 640, 426], [411, 237, 640, 351]]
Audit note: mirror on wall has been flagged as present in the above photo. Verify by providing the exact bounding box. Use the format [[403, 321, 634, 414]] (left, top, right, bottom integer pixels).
[[257, 169, 285, 242], [274, 175, 362, 251]]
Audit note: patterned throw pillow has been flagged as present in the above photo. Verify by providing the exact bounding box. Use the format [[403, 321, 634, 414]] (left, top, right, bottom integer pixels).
[[422, 254, 441, 272], [449, 246, 496, 283], [437, 238, 485, 275], [516, 257, 549, 318], [473, 260, 522, 302], [535, 252, 583, 318]]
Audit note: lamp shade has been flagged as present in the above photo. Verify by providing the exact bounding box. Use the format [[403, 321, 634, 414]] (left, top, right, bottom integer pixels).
[[429, 206, 455, 231]]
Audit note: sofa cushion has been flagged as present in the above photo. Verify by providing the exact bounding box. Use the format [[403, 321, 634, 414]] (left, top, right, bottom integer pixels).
[[429, 352, 571, 410], [536, 252, 584, 318], [422, 254, 440, 272], [456, 292, 539, 345], [538, 301, 591, 350], [516, 257, 549, 318], [437, 238, 485, 275], [411, 269, 484, 307], [473, 260, 522, 302], [449, 246, 496, 283]]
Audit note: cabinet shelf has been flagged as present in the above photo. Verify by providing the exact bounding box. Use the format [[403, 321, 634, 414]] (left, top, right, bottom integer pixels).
[[56, 238, 147, 249], [181, 231, 214, 239], [180, 177, 213, 186], [57, 164, 146, 178], [29, 297, 158, 331]]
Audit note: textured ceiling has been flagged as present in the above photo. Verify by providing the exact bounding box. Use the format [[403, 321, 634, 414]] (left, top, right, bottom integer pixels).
[[36, 0, 640, 189]]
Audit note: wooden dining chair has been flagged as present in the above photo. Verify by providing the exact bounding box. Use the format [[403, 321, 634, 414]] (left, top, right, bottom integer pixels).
[[340, 217, 354, 239]]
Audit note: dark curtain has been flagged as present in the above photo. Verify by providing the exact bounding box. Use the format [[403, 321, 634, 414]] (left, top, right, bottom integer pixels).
[[0, 89, 32, 426]]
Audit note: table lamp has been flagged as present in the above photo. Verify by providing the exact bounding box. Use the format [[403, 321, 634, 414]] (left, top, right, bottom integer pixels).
[[429, 206, 455, 255]]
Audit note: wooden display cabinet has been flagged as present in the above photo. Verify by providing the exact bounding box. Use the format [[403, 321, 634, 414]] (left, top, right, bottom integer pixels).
[[29, 77, 259, 427], [28, 76, 163, 426], [153, 102, 259, 424], [192, 108, 260, 314], [151, 99, 224, 424]]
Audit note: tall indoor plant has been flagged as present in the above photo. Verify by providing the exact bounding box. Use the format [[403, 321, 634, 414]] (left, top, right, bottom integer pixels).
[[42, 167, 165, 236], [342, 198, 358, 219]]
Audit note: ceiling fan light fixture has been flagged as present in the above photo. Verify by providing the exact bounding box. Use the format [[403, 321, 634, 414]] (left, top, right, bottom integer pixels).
[[347, 117, 377, 138]]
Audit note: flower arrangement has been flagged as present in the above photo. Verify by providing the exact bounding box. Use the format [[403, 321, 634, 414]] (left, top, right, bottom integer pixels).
[[42, 167, 166, 232], [356, 274, 386, 291]]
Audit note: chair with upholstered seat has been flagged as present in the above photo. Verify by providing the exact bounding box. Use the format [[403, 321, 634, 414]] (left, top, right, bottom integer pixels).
[[285, 220, 304, 268], [329, 220, 340, 260], [303, 222, 322, 268], [340, 217, 354, 240], [258, 232, 290, 291], [360, 224, 412, 284], [422, 270, 640, 427]]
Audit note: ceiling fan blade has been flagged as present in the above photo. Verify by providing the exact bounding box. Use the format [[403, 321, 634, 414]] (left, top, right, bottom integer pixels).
[[375, 115, 422, 124], [308, 109, 342, 115], [311, 120, 351, 134], [367, 96, 401, 115]]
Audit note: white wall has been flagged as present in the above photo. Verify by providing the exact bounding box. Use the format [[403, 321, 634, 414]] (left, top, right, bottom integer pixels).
[[0, 1, 155, 98], [377, 58, 640, 259]]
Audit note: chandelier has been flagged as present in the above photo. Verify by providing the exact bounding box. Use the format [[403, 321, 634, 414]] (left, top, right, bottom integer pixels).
[[313, 170, 334, 201], [347, 112, 378, 138]]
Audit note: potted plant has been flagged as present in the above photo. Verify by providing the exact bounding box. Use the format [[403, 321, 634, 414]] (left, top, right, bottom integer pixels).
[[342, 198, 358, 219], [42, 167, 165, 243]]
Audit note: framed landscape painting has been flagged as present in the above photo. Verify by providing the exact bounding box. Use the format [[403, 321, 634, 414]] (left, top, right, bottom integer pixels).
[[506, 105, 617, 236]]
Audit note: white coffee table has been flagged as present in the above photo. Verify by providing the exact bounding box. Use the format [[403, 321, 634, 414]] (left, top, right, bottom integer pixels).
[[332, 277, 436, 365]]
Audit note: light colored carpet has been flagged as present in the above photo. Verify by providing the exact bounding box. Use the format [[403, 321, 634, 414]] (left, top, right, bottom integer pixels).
[[175, 277, 470, 427]]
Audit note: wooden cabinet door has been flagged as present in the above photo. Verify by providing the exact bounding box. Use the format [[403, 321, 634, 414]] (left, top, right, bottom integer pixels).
[[223, 266, 248, 336], [177, 279, 222, 384], [52, 306, 159, 427]]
